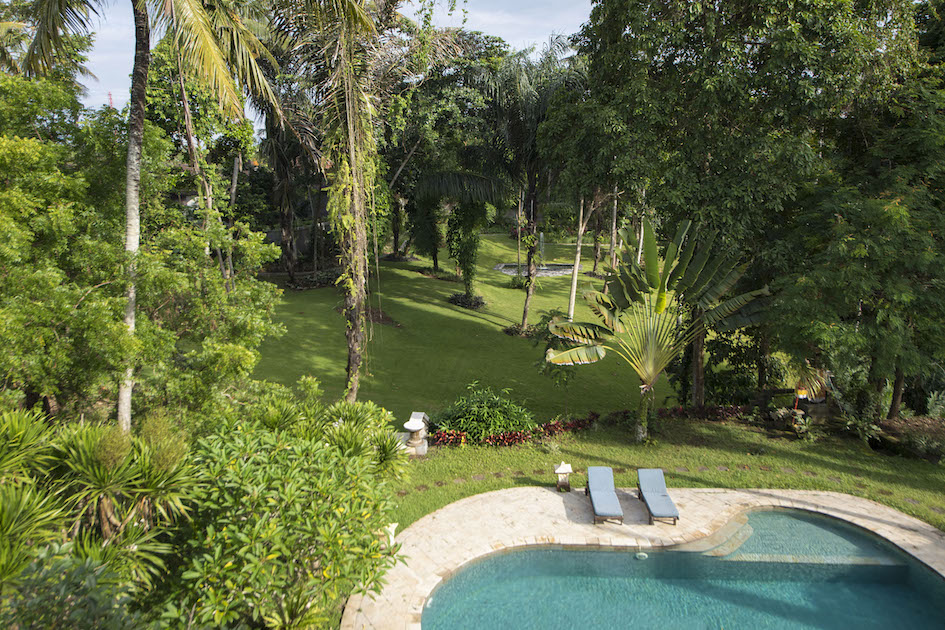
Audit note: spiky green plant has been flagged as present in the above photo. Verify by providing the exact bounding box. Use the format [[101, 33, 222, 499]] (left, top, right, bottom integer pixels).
[[547, 219, 767, 440]]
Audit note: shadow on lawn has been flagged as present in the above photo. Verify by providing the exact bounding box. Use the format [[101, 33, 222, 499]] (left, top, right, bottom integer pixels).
[[566, 419, 945, 497]]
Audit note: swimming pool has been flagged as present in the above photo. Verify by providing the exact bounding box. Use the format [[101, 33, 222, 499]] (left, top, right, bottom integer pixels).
[[422, 509, 945, 629]]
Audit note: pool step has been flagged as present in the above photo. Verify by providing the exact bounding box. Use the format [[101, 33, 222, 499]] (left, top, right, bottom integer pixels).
[[723, 552, 905, 567]]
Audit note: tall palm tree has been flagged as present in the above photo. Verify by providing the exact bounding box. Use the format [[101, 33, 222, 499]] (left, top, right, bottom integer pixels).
[[25, 0, 275, 432], [490, 36, 574, 332]]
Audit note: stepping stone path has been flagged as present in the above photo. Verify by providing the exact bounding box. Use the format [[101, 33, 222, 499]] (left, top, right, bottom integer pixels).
[[904, 498, 920, 505], [930, 506, 945, 514], [855, 482, 867, 489], [471, 474, 486, 481], [675, 467, 690, 473], [781, 467, 796, 474], [434, 481, 446, 487], [878, 489, 893, 496], [532, 469, 544, 475], [493, 472, 504, 478], [615, 468, 626, 473], [513, 471, 526, 477], [739, 465, 750, 471], [827, 476, 842, 483], [453, 478, 465, 484], [416, 485, 429, 492], [698, 466, 710, 472], [803, 471, 817, 477], [396, 490, 408, 497], [717, 466, 729, 471], [760, 466, 772, 471]]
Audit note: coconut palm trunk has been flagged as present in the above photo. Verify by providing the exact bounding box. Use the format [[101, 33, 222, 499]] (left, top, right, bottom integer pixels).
[[567, 196, 594, 320], [116, 0, 151, 433], [520, 175, 538, 331]]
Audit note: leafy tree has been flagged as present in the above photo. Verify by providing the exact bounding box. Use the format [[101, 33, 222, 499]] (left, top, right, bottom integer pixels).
[[578, 0, 920, 406], [25, 0, 277, 432]]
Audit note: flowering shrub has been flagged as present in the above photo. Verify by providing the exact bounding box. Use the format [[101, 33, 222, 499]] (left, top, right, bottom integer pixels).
[[431, 413, 598, 448], [430, 430, 467, 446]]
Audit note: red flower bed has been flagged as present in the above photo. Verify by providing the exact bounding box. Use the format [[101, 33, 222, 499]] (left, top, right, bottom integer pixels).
[[484, 430, 531, 446], [430, 430, 467, 446]]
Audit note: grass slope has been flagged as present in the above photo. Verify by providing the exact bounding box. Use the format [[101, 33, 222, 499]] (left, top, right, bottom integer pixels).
[[391, 418, 945, 532], [256, 235, 671, 421]]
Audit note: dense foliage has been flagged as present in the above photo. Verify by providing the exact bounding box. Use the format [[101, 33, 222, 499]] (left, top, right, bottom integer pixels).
[[432, 382, 536, 442]]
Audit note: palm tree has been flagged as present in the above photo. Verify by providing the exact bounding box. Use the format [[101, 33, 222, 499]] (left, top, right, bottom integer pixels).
[[25, 0, 275, 432], [547, 219, 767, 441], [490, 37, 574, 331]]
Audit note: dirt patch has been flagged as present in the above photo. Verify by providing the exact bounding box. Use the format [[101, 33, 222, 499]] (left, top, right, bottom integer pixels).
[[333, 306, 401, 327], [881, 415, 945, 441]]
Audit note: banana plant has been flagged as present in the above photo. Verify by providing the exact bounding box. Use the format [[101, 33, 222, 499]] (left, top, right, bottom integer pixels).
[[546, 219, 767, 440]]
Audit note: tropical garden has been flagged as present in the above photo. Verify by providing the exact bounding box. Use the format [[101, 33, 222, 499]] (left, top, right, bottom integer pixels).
[[1, 0, 945, 627]]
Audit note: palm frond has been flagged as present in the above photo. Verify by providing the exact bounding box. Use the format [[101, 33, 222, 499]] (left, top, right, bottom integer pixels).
[[22, 0, 97, 75], [545, 344, 607, 366], [548, 316, 613, 344]]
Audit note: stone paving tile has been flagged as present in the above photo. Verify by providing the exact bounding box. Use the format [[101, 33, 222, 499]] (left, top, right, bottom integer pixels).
[[878, 489, 894, 496], [396, 490, 408, 497], [513, 471, 526, 476], [717, 466, 729, 471], [471, 474, 485, 481], [759, 466, 772, 471], [452, 478, 465, 484], [738, 465, 750, 471], [414, 485, 428, 492], [931, 506, 945, 514], [340, 487, 945, 628], [781, 467, 796, 474], [532, 469, 545, 475], [675, 467, 690, 472], [803, 471, 817, 477], [698, 466, 710, 472], [493, 472, 504, 478], [827, 476, 842, 483], [904, 498, 920, 505]]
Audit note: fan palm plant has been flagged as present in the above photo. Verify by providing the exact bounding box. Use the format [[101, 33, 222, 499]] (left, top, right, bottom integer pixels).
[[24, 0, 277, 432], [547, 219, 767, 441]]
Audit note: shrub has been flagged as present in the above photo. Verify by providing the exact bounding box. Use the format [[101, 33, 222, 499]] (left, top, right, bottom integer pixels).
[[447, 292, 485, 310], [0, 544, 140, 629], [174, 421, 399, 628], [927, 391, 945, 419], [433, 383, 536, 442], [483, 430, 531, 447]]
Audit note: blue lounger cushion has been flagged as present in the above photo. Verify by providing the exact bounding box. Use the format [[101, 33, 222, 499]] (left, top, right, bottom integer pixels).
[[586, 466, 623, 523], [637, 468, 679, 525]]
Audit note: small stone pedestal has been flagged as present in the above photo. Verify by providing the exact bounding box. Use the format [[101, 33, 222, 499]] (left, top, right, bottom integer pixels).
[[403, 411, 429, 457], [555, 461, 573, 492]]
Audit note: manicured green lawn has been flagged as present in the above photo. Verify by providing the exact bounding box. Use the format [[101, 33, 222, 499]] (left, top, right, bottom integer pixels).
[[390, 417, 945, 532], [256, 234, 671, 421]]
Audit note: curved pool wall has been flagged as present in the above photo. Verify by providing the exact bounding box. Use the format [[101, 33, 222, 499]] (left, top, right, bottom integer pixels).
[[422, 509, 945, 629], [339, 489, 945, 628]]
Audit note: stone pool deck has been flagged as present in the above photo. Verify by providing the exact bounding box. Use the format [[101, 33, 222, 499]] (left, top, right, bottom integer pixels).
[[340, 487, 945, 629]]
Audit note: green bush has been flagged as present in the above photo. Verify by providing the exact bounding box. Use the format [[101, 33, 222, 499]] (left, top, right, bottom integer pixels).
[[172, 420, 400, 628], [433, 382, 536, 442], [0, 544, 141, 629]]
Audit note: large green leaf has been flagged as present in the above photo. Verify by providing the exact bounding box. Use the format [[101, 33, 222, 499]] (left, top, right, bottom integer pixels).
[[642, 219, 660, 289], [586, 292, 626, 333], [545, 345, 607, 365], [548, 317, 613, 344], [666, 228, 698, 292], [675, 231, 717, 296]]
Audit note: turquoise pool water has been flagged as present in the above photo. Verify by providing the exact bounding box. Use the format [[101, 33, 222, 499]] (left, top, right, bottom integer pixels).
[[422, 510, 945, 629]]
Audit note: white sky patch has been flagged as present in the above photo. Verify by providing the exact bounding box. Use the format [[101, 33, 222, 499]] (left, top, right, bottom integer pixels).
[[78, 0, 592, 110]]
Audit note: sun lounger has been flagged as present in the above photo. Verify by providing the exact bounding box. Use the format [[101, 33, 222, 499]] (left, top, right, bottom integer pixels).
[[585, 466, 624, 524], [637, 468, 679, 525]]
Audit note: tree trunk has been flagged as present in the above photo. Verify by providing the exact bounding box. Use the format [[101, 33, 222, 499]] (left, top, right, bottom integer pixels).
[[691, 318, 706, 408], [608, 183, 618, 269], [116, 0, 151, 433], [225, 152, 241, 289], [567, 197, 588, 321], [516, 187, 523, 276], [520, 177, 538, 332], [342, 66, 368, 403], [391, 197, 403, 256], [592, 211, 602, 274], [280, 194, 297, 282], [756, 333, 770, 390], [887, 365, 905, 420]]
